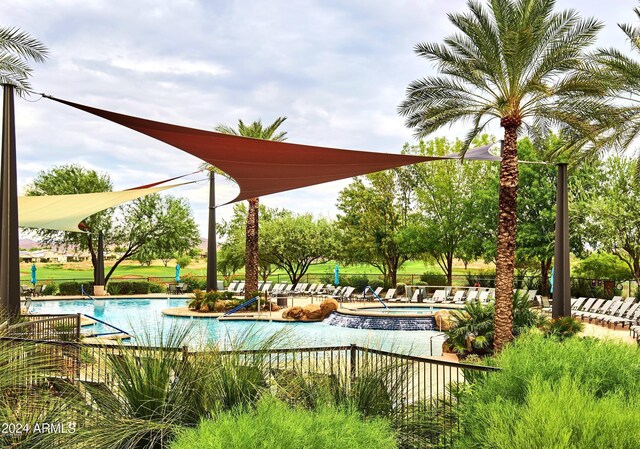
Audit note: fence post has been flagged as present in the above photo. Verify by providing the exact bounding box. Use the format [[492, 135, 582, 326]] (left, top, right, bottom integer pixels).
[[75, 313, 81, 342], [349, 344, 357, 383]]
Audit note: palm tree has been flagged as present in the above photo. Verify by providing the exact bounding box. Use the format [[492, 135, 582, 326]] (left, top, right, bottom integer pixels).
[[0, 26, 48, 94], [593, 3, 640, 168], [210, 117, 287, 298], [398, 0, 613, 351]]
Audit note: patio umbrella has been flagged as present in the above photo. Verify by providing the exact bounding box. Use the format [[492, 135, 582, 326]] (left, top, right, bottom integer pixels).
[[175, 263, 181, 283], [334, 264, 339, 286], [30, 263, 37, 286], [550, 266, 554, 296]]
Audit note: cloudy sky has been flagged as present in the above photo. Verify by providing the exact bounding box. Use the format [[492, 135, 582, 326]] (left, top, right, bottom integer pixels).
[[3, 0, 638, 236]]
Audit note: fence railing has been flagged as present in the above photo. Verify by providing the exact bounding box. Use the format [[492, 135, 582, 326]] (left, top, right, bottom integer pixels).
[[0, 336, 497, 448], [5, 314, 81, 341]]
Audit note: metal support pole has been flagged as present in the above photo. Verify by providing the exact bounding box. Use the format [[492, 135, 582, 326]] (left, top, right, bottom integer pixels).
[[206, 170, 217, 291], [96, 231, 105, 286], [0, 84, 20, 319], [552, 163, 570, 318]]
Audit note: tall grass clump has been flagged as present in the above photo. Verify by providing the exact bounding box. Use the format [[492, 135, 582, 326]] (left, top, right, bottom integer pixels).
[[457, 333, 640, 449], [170, 397, 398, 449]]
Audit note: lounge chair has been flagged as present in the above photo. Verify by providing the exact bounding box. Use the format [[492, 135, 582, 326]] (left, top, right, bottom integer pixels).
[[431, 289, 447, 303], [526, 289, 537, 302], [261, 281, 273, 293], [452, 290, 466, 304], [235, 282, 245, 295], [478, 291, 490, 303], [293, 283, 308, 295], [340, 286, 356, 302], [385, 288, 397, 302], [365, 286, 383, 301], [572, 298, 598, 318], [604, 301, 640, 328], [591, 299, 630, 324], [409, 289, 421, 303], [226, 281, 239, 293], [580, 299, 619, 322], [466, 290, 479, 302]]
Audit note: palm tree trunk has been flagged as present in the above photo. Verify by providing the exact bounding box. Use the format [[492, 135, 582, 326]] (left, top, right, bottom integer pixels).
[[494, 124, 519, 352], [245, 197, 259, 299]]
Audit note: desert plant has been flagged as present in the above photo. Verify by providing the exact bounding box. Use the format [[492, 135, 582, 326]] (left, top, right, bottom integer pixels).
[[543, 316, 584, 340], [180, 274, 206, 292], [170, 397, 398, 449]]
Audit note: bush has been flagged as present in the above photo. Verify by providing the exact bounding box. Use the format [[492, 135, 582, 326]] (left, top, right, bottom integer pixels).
[[42, 283, 58, 296], [420, 272, 447, 285], [57, 281, 93, 295], [457, 334, 640, 449], [465, 270, 496, 287], [149, 282, 165, 293], [570, 278, 622, 300], [343, 275, 369, 292], [106, 281, 152, 295], [170, 398, 397, 449], [395, 283, 406, 295], [181, 273, 206, 292], [543, 316, 584, 340], [368, 278, 386, 290], [176, 254, 191, 269]]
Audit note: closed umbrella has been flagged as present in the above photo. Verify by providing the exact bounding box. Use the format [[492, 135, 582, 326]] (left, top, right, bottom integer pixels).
[[334, 264, 339, 286], [175, 263, 181, 283], [30, 263, 37, 286]]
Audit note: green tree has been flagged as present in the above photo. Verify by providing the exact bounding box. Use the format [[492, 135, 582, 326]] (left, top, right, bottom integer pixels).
[[578, 157, 640, 285], [573, 252, 632, 281], [25, 165, 200, 284], [402, 136, 498, 285], [0, 26, 48, 94], [25, 165, 113, 285], [261, 212, 335, 284], [211, 117, 287, 298], [336, 171, 415, 286], [398, 0, 611, 351], [106, 194, 200, 282]]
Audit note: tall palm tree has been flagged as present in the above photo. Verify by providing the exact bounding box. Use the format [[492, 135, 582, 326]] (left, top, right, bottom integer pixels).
[[212, 117, 287, 298], [0, 26, 48, 94], [593, 3, 640, 170], [398, 0, 613, 351]]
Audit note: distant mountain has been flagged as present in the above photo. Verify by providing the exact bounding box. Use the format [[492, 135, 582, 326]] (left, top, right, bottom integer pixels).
[[19, 238, 40, 249]]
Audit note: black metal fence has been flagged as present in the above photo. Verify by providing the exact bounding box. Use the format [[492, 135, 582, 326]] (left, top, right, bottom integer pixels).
[[0, 336, 497, 448], [5, 314, 81, 341]]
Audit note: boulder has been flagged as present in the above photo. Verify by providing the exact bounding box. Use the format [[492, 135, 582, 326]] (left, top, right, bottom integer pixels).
[[301, 304, 323, 320], [434, 310, 454, 331], [282, 306, 304, 320], [320, 298, 339, 317]]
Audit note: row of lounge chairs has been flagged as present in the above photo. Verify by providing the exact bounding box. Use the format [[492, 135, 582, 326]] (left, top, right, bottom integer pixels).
[[570, 296, 640, 329], [224, 281, 356, 300]]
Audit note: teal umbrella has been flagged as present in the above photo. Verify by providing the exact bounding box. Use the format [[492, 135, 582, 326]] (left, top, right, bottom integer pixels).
[[334, 264, 339, 286], [175, 263, 181, 282], [30, 263, 37, 286]]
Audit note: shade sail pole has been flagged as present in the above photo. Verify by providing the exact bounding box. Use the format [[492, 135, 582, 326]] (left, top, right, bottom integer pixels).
[[552, 163, 570, 318], [206, 170, 217, 291], [0, 84, 20, 319], [94, 231, 105, 295]]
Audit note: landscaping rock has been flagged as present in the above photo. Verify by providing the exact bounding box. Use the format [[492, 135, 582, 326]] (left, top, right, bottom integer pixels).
[[434, 310, 454, 331], [301, 304, 323, 320], [320, 298, 339, 316], [283, 306, 304, 320]]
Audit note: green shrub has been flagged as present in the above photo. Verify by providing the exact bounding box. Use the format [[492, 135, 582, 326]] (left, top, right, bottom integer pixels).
[[170, 398, 397, 449], [420, 272, 447, 285], [57, 281, 93, 295], [181, 273, 206, 292], [457, 334, 640, 449], [42, 283, 58, 296], [343, 275, 369, 292], [395, 283, 406, 295], [465, 270, 496, 287], [149, 282, 165, 293], [176, 254, 191, 269], [368, 278, 385, 290], [106, 281, 152, 295], [543, 316, 584, 340]]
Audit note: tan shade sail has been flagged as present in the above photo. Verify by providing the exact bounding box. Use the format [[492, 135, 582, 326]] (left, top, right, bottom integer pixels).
[[45, 97, 457, 205], [19, 184, 181, 232]]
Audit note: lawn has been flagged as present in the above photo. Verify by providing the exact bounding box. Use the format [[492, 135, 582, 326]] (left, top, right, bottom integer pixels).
[[21, 258, 492, 283]]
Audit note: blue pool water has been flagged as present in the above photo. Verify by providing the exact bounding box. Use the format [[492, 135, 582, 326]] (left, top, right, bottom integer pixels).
[[30, 299, 447, 356]]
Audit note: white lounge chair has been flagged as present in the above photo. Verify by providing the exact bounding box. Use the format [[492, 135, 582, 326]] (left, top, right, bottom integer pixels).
[[385, 288, 397, 302]]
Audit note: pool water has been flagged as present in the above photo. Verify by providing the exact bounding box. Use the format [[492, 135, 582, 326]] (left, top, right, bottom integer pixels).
[[362, 307, 445, 315], [30, 299, 447, 356]]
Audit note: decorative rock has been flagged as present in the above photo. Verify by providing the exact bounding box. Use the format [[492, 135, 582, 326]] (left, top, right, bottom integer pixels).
[[283, 306, 304, 320], [320, 298, 339, 316], [301, 304, 323, 320], [434, 310, 454, 331]]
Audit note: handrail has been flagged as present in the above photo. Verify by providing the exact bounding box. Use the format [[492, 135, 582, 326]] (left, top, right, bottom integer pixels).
[[81, 313, 131, 338], [363, 286, 388, 309], [81, 284, 95, 300], [224, 296, 259, 316]]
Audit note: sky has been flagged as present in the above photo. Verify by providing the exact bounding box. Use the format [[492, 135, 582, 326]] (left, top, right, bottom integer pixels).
[[3, 0, 638, 237]]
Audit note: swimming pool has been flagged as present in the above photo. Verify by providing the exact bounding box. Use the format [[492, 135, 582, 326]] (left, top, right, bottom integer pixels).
[[30, 298, 447, 356]]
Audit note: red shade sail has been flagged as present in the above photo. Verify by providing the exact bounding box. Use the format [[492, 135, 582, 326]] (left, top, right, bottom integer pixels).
[[44, 96, 455, 204]]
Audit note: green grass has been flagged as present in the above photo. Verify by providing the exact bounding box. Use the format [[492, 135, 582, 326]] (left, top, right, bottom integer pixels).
[[21, 259, 490, 283]]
